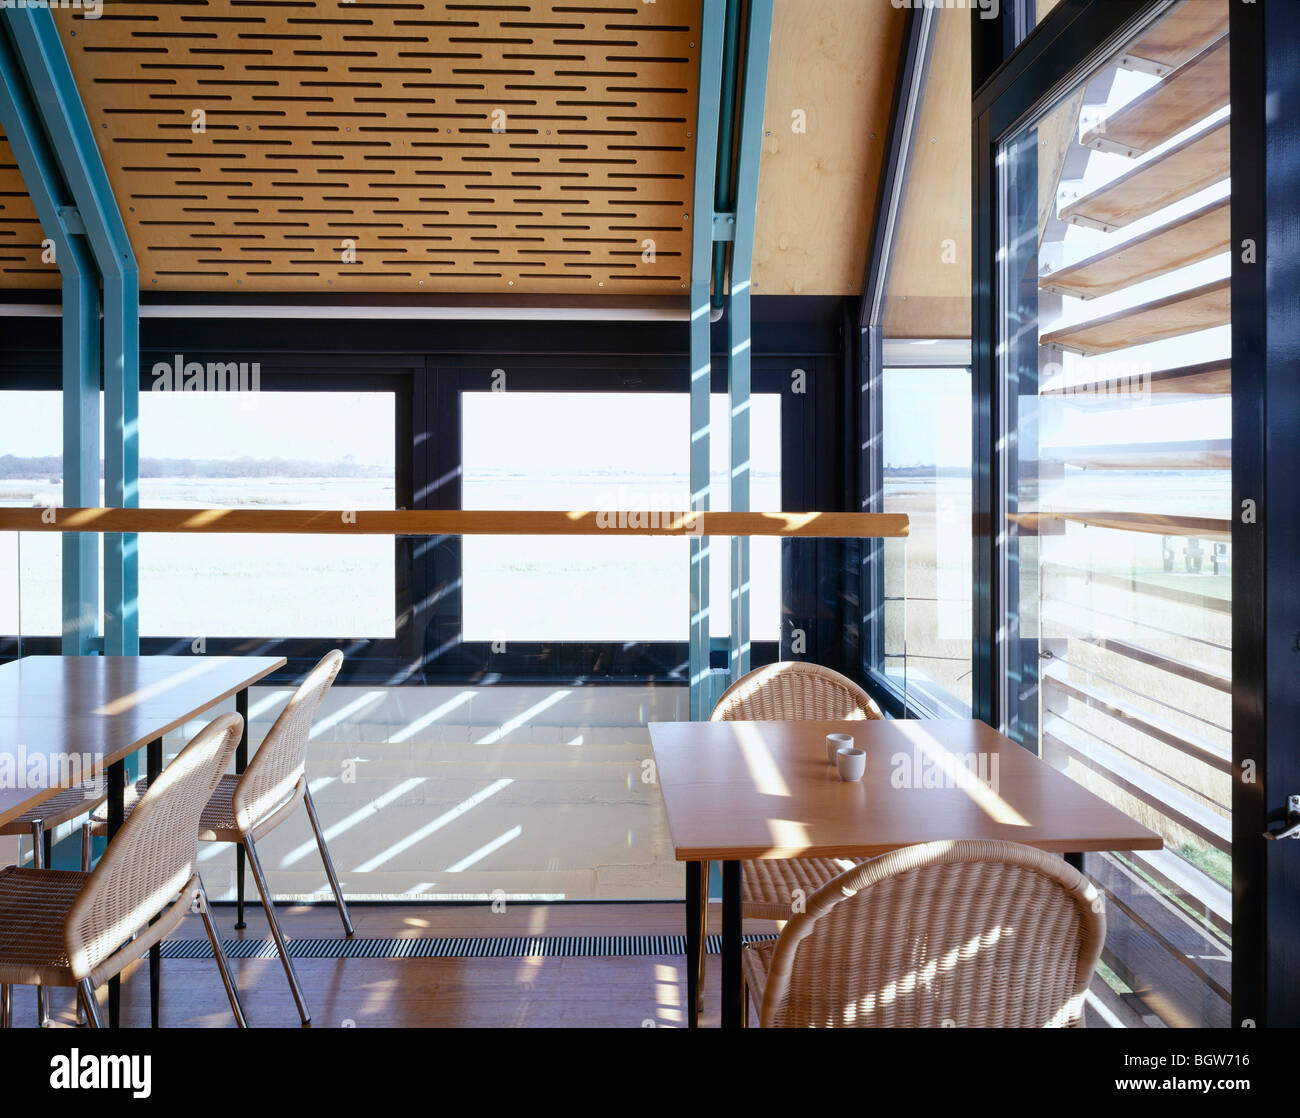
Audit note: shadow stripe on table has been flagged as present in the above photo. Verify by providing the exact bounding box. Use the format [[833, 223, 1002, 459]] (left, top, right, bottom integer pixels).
[[159, 933, 779, 960]]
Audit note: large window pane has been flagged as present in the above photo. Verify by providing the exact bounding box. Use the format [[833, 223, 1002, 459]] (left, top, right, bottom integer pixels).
[[462, 391, 780, 642], [0, 390, 66, 638], [999, 0, 1231, 1027], [138, 389, 396, 639], [882, 360, 972, 713]]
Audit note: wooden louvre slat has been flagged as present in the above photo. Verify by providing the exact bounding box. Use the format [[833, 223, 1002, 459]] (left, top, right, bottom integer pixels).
[[1041, 197, 1228, 299], [1117, 0, 1228, 76], [1080, 36, 1229, 158], [1045, 719, 1230, 854], [1039, 360, 1230, 399], [1038, 438, 1231, 471], [1011, 509, 1231, 539], [1060, 118, 1229, 233], [1042, 663, 1231, 775], [1039, 278, 1230, 356]]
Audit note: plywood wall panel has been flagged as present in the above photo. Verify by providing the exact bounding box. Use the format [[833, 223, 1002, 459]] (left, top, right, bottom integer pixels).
[[881, 5, 969, 339], [752, 0, 906, 296]]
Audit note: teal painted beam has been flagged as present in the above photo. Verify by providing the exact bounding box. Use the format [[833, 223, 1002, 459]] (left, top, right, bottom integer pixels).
[[727, 0, 774, 682], [709, 0, 743, 311], [688, 0, 727, 722], [7, 9, 140, 655], [0, 22, 98, 655]]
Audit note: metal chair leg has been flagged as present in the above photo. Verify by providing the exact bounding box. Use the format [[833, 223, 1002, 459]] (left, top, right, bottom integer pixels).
[[77, 824, 91, 1025], [697, 860, 708, 1013], [30, 821, 49, 1027], [242, 836, 311, 1025], [303, 786, 353, 937], [197, 878, 247, 1028], [78, 980, 102, 1029]]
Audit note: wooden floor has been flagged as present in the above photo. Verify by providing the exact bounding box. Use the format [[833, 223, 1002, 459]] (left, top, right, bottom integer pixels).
[[4, 902, 767, 1029]]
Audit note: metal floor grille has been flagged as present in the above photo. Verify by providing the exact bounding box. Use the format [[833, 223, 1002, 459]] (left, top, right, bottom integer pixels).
[[161, 933, 778, 961]]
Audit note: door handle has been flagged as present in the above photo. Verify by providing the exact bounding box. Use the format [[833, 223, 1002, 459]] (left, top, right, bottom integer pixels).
[[1264, 794, 1300, 840]]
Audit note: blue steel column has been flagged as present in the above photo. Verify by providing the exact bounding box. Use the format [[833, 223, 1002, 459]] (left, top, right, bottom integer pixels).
[[689, 0, 726, 722], [8, 10, 140, 656], [727, 0, 773, 681], [0, 23, 99, 655]]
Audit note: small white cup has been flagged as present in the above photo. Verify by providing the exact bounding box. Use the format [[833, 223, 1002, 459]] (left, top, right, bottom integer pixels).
[[825, 732, 854, 764], [836, 746, 866, 782]]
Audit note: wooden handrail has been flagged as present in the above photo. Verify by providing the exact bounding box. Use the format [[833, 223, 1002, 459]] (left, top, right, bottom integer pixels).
[[0, 507, 910, 539]]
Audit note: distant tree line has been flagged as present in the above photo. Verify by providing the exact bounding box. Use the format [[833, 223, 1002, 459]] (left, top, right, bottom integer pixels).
[[0, 454, 388, 480]]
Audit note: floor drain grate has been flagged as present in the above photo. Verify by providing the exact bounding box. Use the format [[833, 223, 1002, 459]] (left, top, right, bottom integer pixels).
[[161, 933, 778, 960]]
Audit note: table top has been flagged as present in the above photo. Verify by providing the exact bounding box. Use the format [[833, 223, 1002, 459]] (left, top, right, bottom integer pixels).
[[649, 718, 1162, 861], [0, 655, 285, 826]]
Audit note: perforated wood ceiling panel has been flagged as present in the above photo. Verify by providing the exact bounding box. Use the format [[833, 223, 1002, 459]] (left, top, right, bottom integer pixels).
[[0, 0, 700, 294]]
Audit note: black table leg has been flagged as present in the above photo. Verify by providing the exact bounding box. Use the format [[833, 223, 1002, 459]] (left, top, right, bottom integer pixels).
[[1065, 852, 1084, 871], [147, 737, 162, 1029], [685, 860, 701, 1029], [106, 758, 125, 1029], [721, 859, 742, 1029], [234, 687, 249, 929]]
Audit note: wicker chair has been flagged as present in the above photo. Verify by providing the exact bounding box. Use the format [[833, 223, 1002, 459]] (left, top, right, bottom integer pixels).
[[711, 662, 884, 921], [0, 713, 247, 1029], [742, 839, 1106, 1028], [687, 661, 883, 1011], [0, 781, 103, 1025], [84, 649, 351, 1026]]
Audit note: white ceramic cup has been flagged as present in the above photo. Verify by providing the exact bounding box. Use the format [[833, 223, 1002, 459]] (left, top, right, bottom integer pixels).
[[826, 732, 854, 764], [836, 746, 866, 782]]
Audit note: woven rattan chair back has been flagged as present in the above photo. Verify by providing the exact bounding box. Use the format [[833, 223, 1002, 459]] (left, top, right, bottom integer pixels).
[[711, 661, 883, 723], [64, 712, 242, 983], [233, 649, 343, 833], [757, 839, 1106, 1028]]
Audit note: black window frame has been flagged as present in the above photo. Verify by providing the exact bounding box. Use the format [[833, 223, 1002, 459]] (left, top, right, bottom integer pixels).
[[422, 355, 811, 684]]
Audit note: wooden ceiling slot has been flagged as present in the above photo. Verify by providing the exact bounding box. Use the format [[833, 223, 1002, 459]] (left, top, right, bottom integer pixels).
[[0, 0, 701, 293]]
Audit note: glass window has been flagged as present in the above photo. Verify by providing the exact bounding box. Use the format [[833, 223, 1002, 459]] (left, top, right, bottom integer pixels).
[[882, 359, 972, 713], [876, 4, 973, 712], [0, 390, 65, 638], [998, 0, 1231, 1026], [137, 389, 397, 639], [461, 390, 781, 642]]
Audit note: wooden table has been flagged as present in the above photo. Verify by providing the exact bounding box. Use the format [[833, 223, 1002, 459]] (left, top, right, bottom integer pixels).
[[0, 654, 286, 1027], [649, 717, 1163, 1029]]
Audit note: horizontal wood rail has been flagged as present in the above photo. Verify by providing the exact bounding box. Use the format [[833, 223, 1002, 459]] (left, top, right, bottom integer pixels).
[[0, 507, 910, 539], [1010, 509, 1231, 538]]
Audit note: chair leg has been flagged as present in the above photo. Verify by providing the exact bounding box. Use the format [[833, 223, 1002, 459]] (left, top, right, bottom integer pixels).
[[303, 785, 353, 937], [74, 824, 93, 1025], [242, 836, 311, 1025], [697, 860, 708, 1013], [30, 821, 49, 1028], [1, 983, 11, 1027], [78, 981, 102, 1029], [197, 878, 247, 1028]]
